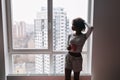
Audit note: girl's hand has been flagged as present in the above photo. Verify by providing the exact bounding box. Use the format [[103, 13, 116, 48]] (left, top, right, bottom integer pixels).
[[71, 44, 77, 51], [67, 45, 71, 50]]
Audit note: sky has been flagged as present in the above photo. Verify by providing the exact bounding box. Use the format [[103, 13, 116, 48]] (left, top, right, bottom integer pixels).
[[12, 0, 88, 24]]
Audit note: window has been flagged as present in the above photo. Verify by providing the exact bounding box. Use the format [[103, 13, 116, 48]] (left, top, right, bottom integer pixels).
[[6, 0, 93, 75]]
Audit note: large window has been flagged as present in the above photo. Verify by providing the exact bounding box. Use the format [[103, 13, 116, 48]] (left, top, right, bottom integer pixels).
[[6, 0, 93, 74]]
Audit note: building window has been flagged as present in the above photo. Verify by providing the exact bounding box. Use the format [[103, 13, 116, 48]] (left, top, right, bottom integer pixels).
[[6, 0, 93, 75]]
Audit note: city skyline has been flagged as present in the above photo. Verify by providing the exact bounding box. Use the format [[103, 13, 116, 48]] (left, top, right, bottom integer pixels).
[[12, 7, 70, 51]]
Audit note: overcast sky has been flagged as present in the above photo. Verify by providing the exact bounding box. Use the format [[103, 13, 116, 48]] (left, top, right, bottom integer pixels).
[[12, 0, 88, 24]]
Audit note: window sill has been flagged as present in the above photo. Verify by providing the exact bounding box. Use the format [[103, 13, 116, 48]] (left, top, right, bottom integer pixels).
[[7, 73, 91, 76], [7, 73, 91, 80]]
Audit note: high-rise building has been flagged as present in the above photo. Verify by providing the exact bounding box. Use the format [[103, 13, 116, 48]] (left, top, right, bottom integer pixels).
[[12, 21, 27, 48], [34, 7, 69, 50], [34, 19, 48, 49], [13, 21, 26, 39], [34, 7, 69, 74], [53, 7, 69, 51]]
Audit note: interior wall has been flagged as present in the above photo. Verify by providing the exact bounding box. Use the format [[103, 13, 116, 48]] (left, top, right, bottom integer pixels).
[[0, 0, 5, 80], [92, 0, 120, 80]]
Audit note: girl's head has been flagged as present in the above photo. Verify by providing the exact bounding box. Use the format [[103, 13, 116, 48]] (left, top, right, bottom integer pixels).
[[72, 17, 86, 32]]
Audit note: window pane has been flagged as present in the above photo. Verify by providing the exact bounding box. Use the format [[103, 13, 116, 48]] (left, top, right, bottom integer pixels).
[[53, 0, 88, 51], [52, 0, 89, 74], [10, 0, 91, 75], [52, 53, 88, 74], [12, 54, 50, 74], [11, 0, 48, 49], [12, 53, 87, 74], [53, 54, 66, 74]]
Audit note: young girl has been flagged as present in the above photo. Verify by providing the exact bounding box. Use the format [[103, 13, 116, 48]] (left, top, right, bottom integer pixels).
[[65, 17, 94, 80]]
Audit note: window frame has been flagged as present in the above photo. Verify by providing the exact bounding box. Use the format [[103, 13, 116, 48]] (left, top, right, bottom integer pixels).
[[6, 0, 53, 54], [5, 0, 94, 74]]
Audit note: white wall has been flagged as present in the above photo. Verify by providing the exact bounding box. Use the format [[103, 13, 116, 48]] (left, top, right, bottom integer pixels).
[[92, 0, 120, 80]]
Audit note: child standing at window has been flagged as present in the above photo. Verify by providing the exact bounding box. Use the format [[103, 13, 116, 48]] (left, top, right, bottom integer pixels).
[[65, 17, 94, 80]]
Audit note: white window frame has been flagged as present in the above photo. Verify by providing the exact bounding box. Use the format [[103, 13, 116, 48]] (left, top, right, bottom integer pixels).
[[5, 0, 94, 74], [6, 0, 53, 54]]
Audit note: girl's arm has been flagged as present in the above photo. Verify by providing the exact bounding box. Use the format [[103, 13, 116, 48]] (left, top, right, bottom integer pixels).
[[85, 23, 94, 38], [67, 34, 71, 50]]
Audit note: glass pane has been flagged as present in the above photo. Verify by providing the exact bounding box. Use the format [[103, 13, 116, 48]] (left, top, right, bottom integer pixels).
[[53, 54, 66, 74], [12, 53, 87, 74], [52, 0, 89, 74], [81, 53, 88, 73], [53, 0, 88, 51], [12, 54, 50, 74], [52, 53, 88, 74], [11, 0, 48, 49]]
